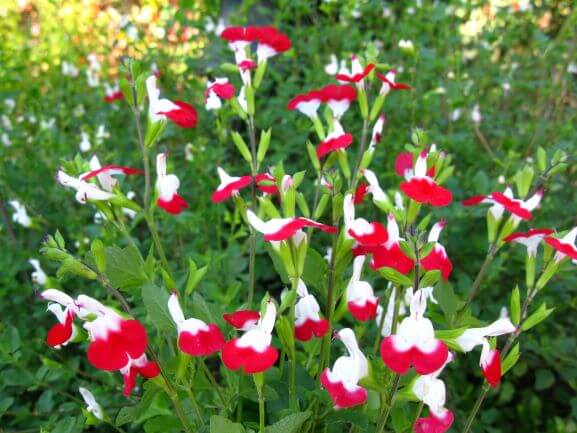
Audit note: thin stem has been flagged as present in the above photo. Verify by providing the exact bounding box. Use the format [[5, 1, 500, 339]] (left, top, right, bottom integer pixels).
[[288, 273, 299, 411], [130, 78, 150, 211], [247, 116, 258, 308], [350, 118, 369, 188], [461, 384, 490, 433], [199, 359, 227, 410], [145, 213, 171, 274], [184, 387, 204, 426], [258, 389, 265, 433], [412, 401, 425, 429], [376, 373, 401, 433], [459, 244, 497, 318]]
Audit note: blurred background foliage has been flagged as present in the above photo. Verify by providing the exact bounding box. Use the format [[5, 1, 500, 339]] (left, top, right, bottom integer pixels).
[[0, 0, 576, 432]]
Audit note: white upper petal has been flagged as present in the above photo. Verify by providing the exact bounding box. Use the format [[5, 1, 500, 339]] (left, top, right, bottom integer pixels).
[[168, 293, 185, 325]]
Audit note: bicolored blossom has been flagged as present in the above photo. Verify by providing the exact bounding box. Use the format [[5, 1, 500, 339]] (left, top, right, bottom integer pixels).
[[294, 280, 329, 341], [354, 182, 368, 205], [255, 26, 291, 63], [504, 228, 554, 257], [371, 214, 415, 274], [346, 256, 379, 321], [463, 188, 543, 221], [316, 119, 353, 159], [376, 70, 411, 96], [9, 200, 31, 227], [395, 152, 415, 179], [40, 289, 78, 348], [413, 354, 454, 433], [104, 82, 123, 103], [321, 84, 357, 119], [205, 78, 235, 111], [57, 170, 114, 204], [168, 293, 225, 356], [246, 210, 336, 242], [146, 75, 197, 128], [120, 353, 160, 396], [287, 89, 324, 119], [79, 387, 104, 420], [155, 153, 188, 214], [343, 193, 388, 247], [29, 259, 47, 285], [400, 151, 452, 207], [211, 167, 252, 203], [222, 300, 278, 374], [335, 55, 375, 85], [420, 220, 453, 280], [223, 310, 260, 331], [455, 316, 516, 388], [255, 173, 279, 195], [381, 289, 449, 375], [321, 328, 368, 409], [544, 227, 577, 262], [368, 115, 385, 152], [81, 156, 143, 192], [363, 169, 389, 208]]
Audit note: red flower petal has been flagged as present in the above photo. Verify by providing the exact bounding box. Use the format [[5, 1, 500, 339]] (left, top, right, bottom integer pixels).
[[348, 299, 379, 321], [395, 152, 414, 177], [321, 369, 367, 409], [354, 182, 368, 205], [316, 133, 353, 159], [294, 318, 329, 341], [255, 174, 278, 195], [482, 349, 502, 388], [263, 218, 337, 241], [221, 339, 278, 373], [371, 245, 414, 275], [336, 64, 375, 83], [348, 222, 388, 247], [319, 84, 357, 102], [504, 228, 554, 243], [376, 72, 411, 90], [400, 178, 453, 207], [80, 165, 143, 181], [287, 90, 324, 110], [211, 176, 252, 203], [415, 410, 454, 433], [179, 324, 225, 356], [223, 310, 261, 330], [544, 236, 577, 260], [462, 195, 488, 206], [46, 311, 74, 347], [104, 91, 124, 103], [380, 336, 413, 374], [420, 247, 453, 280], [412, 341, 449, 375], [158, 101, 197, 128], [157, 194, 189, 215], [209, 82, 235, 100], [490, 192, 532, 220]]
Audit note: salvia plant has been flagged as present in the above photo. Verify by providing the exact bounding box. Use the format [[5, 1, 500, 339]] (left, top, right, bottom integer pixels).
[[35, 25, 574, 433]]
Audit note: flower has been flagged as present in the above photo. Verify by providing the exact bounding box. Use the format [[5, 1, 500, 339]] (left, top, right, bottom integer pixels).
[[544, 227, 577, 261], [346, 256, 379, 321], [79, 131, 91, 153], [75, 295, 147, 372], [255, 26, 291, 63], [294, 280, 329, 341], [255, 173, 279, 195], [82, 156, 143, 192], [343, 193, 388, 247], [78, 387, 104, 420], [354, 182, 368, 205], [211, 167, 252, 203], [29, 258, 47, 285], [223, 310, 261, 331], [376, 70, 411, 96], [104, 82, 123, 103], [40, 289, 78, 348], [324, 54, 340, 75], [287, 89, 325, 119], [370, 214, 415, 275], [120, 353, 159, 396], [321, 328, 368, 409], [455, 316, 516, 387], [320, 84, 357, 119], [155, 153, 188, 214], [146, 75, 197, 128], [368, 115, 385, 151], [9, 200, 31, 227], [420, 220, 453, 280], [205, 78, 235, 111], [463, 188, 542, 221], [504, 228, 554, 257], [246, 210, 336, 242], [316, 120, 354, 159], [222, 300, 279, 374], [56, 170, 115, 204], [335, 55, 375, 85], [471, 104, 482, 124], [380, 289, 449, 375], [167, 293, 225, 356], [400, 151, 452, 207], [362, 169, 389, 208]]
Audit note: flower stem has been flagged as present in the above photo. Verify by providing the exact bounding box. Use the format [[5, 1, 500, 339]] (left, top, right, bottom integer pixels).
[[288, 274, 299, 411], [199, 359, 227, 410], [247, 116, 258, 308], [376, 373, 401, 433], [350, 118, 369, 188], [254, 373, 266, 433], [144, 212, 171, 275]]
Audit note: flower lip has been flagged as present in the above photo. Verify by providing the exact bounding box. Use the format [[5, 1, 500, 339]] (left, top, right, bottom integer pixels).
[[336, 63, 375, 83], [376, 71, 411, 90]]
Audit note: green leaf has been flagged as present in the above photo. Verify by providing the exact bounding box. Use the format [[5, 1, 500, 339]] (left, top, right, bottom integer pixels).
[[144, 119, 167, 147], [0, 397, 14, 416], [275, 316, 294, 356], [420, 270, 441, 288], [510, 286, 521, 325], [141, 283, 174, 332], [185, 261, 209, 296], [257, 128, 271, 163], [265, 411, 312, 433], [502, 343, 520, 375], [231, 131, 252, 163], [104, 246, 147, 292], [535, 369, 555, 390], [379, 267, 413, 286], [210, 415, 245, 433], [536, 146, 547, 172], [435, 282, 459, 321], [302, 248, 328, 289], [521, 303, 555, 331], [391, 402, 412, 433], [90, 239, 106, 273]]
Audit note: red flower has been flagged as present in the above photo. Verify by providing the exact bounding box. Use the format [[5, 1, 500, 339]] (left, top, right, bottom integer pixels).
[[255, 173, 278, 195], [211, 167, 252, 203], [320, 84, 357, 118], [544, 227, 577, 261], [376, 70, 411, 95], [354, 182, 368, 205], [146, 76, 197, 128], [414, 410, 454, 433], [223, 310, 261, 331], [121, 354, 160, 396], [400, 151, 452, 207], [294, 280, 329, 341], [287, 89, 324, 118], [335, 55, 375, 83], [155, 153, 189, 215], [247, 210, 337, 242], [420, 220, 453, 280], [316, 120, 353, 158]]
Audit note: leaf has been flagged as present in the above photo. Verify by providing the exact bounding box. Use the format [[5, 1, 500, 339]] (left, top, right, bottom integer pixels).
[[379, 267, 413, 286], [510, 286, 521, 325], [435, 281, 459, 321], [210, 415, 246, 433], [420, 270, 441, 288], [116, 406, 136, 426], [391, 402, 412, 433], [191, 292, 216, 324], [185, 261, 209, 296], [265, 411, 312, 433], [302, 248, 328, 289], [105, 246, 148, 292], [0, 397, 15, 416], [502, 343, 520, 375], [142, 283, 175, 332], [521, 303, 555, 331], [535, 369, 555, 390]]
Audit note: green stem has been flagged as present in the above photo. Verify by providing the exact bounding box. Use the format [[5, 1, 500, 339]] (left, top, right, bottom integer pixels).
[[254, 373, 266, 433], [459, 244, 497, 318], [461, 383, 490, 433], [130, 76, 150, 211], [199, 359, 227, 410], [376, 373, 401, 433], [247, 116, 258, 308], [350, 118, 369, 188], [145, 212, 171, 275]]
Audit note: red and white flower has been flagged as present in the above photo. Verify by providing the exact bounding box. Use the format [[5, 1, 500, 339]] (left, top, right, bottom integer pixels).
[[316, 119, 353, 159], [76, 295, 149, 372], [211, 167, 252, 203], [321, 84, 357, 119], [335, 55, 375, 87], [343, 193, 388, 246], [287, 89, 324, 119], [544, 227, 577, 262], [78, 387, 104, 421], [146, 75, 197, 128], [222, 300, 279, 374], [167, 293, 225, 356], [363, 169, 389, 208], [40, 289, 79, 348], [380, 289, 449, 375], [400, 151, 452, 207], [376, 70, 411, 96], [221, 26, 260, 50], [205, 78, 235, 111], [294, 280, 329, 341], [504, 228, 554, 257], [104, 82, 123, 103], [455, 316, 516, 388], [346, 255, 379, 321], [255, 26, 291, 63], [420, 220, 453, 280], [368, 114, 385, 153], [56, 170, 114, 204], [120, 353, 160, 396], [321, 328, 368, 409], [463, 188, 543, 221], [370, 214, 415, 275], [155, 153, 188, 214], [81, 156, 143, 192], [246, 210, 336, 242], [29, 258, 47, 285], [413, 354, 454, 433], [255, 173, 279, 195], [223, 310, 260, 331]]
